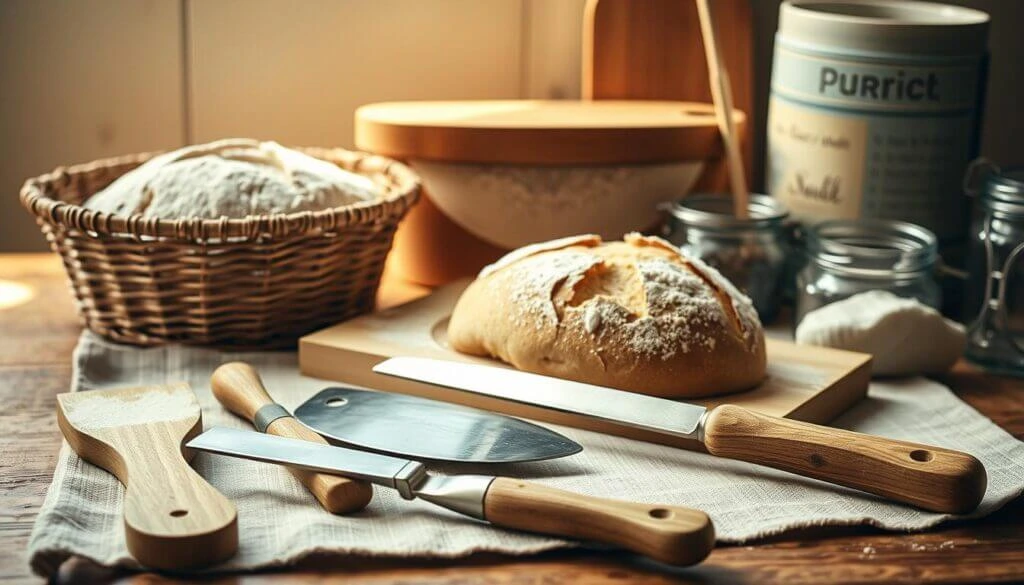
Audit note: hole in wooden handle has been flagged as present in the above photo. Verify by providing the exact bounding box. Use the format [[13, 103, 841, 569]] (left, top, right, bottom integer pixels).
[[909, 449, 934, 462], [169, 509, 189, 518], [648, 508, 671, 519]]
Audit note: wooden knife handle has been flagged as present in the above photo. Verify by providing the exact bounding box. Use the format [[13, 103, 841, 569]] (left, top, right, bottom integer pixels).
[[702, 405, 987, 513], [211, 362, 373, 514], [483, 477, 714, 566]]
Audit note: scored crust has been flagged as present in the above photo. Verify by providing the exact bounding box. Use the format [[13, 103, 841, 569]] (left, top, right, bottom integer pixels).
[[447, 233, 766, 398]]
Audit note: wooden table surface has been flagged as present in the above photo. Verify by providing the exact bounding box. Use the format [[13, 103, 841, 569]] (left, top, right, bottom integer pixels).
[[1, 253, 1022, 585]]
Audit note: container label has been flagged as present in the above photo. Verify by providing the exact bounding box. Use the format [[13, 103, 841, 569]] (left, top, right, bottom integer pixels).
[[772, 46, 981, 112], [768, 98, 867, 221], [767, 42, 984, 241]]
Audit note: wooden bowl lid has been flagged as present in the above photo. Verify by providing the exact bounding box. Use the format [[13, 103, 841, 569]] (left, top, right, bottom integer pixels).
[[355, 100, 741, 165]]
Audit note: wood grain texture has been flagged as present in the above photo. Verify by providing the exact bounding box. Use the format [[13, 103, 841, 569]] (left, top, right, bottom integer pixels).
[[210, 363, 373, 515], [1, 254, 1022, 584], [0, 255, 81, 367], [56, 384, 237, 570], [483, 478, 714, 566], [703, 405, 987, 514], [355, 100, 730, 165], [582, 0, 753, 108], [582, 0, 754, 190]]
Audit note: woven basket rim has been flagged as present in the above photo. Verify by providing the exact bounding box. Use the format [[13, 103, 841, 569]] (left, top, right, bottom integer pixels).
[[19, 145, 420, 241]]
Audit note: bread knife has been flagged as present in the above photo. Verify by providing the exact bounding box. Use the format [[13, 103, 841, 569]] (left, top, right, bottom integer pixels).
[[188, 427, 715, 566], [373, 357, 988, 513]]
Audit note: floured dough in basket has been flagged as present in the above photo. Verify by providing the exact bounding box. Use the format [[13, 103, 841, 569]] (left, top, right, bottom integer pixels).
[[447, 233, 766, 398], [84, 138, 379, 219]]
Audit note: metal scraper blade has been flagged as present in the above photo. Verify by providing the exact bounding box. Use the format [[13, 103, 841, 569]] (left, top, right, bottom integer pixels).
[[293, 386, 583, 464]]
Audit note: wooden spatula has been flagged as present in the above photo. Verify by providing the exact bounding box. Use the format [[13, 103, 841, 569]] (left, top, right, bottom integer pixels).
[[56, 383, 238, 570]]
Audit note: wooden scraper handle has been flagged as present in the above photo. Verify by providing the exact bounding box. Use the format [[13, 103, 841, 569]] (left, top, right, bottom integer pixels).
[[211, 362, 373, 514]]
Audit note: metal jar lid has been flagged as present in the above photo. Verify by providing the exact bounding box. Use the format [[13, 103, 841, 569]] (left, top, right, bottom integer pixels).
[[982, 169, 1024, 217], [807, 219, 938, 277], [662, 195, 789, 231], [964, 159, 1024, 216]]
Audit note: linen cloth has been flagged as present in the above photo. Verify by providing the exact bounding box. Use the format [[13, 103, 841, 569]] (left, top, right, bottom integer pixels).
[[28, 332, 1024, 577]]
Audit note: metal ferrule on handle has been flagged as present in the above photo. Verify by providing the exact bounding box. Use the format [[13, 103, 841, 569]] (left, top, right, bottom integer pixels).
[[393, 461, 428, 500], [695, 409, 712, 444], [187, 428, 494, 517], [253, 403, 291, 433], [412, 475, 495, 520]]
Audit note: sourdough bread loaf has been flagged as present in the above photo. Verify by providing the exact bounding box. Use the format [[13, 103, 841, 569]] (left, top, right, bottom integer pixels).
[[84, 139, 379, 219], [447, 233, 766, 398]]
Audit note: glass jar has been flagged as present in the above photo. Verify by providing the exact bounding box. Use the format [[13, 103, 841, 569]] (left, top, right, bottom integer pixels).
[[963, 160, 1024, 374], [796, 219, 941, 324], [662, 195, 791, 323]]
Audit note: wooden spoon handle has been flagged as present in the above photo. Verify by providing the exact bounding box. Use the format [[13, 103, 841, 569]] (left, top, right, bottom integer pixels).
[[211, 362, 373, 514], [695, 0, 749, 218], [702, 405, 987, 513], [483, 477, 714, 566]]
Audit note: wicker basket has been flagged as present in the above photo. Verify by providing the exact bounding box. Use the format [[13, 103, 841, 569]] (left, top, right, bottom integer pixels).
[[20, 147, 420, 347]]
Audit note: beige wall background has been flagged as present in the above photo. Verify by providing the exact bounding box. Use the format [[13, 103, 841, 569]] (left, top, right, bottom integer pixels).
[[2, 0, 1020, 252]]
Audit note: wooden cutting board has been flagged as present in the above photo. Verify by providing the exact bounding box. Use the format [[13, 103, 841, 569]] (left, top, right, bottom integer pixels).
[[299, 281, 872, 452]]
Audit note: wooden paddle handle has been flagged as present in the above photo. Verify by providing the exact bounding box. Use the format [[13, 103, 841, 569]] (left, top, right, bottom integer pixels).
[[211, 362, 373, 514], [702, 405, 987, 513], [483, 477, 714, 566], [56, 403, 238, 570], [120, 443, 239, 570]]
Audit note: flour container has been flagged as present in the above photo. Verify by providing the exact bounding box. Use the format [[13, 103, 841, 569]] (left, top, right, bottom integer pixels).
[[767, 0, 989, 266]]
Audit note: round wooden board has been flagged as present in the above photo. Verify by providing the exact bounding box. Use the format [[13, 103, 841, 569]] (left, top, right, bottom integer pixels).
[[355, 100, 743, 165]]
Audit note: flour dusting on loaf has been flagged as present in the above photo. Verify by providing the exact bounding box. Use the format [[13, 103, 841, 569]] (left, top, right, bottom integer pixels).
[[448, 233, 766, 398], [507, 250, 602, 330]]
